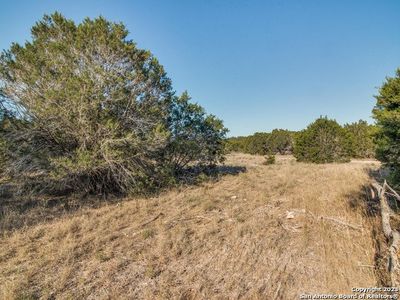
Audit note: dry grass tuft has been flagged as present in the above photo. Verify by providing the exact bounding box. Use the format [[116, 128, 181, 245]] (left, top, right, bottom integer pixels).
[[0, 153, 385, 299]]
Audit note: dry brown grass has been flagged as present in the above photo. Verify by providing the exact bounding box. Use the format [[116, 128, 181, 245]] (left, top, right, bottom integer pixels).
[[0, 153, 386, 299]]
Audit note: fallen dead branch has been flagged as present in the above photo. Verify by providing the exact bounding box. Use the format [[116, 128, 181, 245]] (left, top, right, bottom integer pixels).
[[319, 216, 362, 231], [165, 215, 211, 227], [357, 264, 375, 269], [273, 282, 282, 300], [371, 180, 400, 286], [140, 212, 164, 228], [286, 209, 362, 231], [383, 183, 400, 202]]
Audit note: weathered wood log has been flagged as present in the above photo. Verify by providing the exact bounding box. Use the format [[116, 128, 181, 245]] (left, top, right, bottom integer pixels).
[[389, 231, 400, 286], [384, 182, 400, 202], [372, 180, 400, 286]]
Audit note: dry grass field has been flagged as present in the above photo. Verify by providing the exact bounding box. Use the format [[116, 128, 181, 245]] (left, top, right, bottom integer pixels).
[[0, 154, 388, 299]]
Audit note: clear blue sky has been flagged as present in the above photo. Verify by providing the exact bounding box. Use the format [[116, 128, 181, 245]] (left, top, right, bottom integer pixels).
[[1, 1, 399, 136]]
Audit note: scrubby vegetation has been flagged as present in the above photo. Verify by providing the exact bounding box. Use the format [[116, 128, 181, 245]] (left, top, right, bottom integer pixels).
[[0, 116, 6, 173], [226, 119, 375, 163], [263, 154, 276, 165], [344, 120, 376, 159], [294, 117, 350, 163], [373, 69, 400, 186], [0, 13, 227, 196], [225, 129, 294, 155]]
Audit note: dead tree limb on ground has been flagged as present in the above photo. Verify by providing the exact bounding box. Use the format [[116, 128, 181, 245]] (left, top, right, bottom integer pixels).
[[372, 180, 400, 286], [140, 212, 164, 228]]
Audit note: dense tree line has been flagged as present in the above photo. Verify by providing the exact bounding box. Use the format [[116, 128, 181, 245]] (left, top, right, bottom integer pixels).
[[226, 119, 376, 163], [225, 129, 294, 155], [294, 118, 376, 163], [0, 13, 227, 196]]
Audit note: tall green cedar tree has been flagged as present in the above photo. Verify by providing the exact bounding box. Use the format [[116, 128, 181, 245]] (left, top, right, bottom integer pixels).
[[373, 69, 400, 185], [294, 117, 350, 163], [0, 13, 227, 195]]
